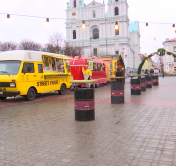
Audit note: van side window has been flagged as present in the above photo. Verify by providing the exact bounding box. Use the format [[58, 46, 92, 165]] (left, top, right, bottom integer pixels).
[[22, 63, 34, 73], [38, 64, 43, 73]]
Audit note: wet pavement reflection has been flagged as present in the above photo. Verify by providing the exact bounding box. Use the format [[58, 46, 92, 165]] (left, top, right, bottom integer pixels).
[[0, 77, 176, 166]]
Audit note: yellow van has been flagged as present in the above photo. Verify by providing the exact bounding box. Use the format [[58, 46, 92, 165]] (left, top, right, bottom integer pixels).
[[0, 50, 72, 101]]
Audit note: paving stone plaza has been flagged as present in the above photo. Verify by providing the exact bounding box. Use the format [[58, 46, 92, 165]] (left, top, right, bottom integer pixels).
[[0, 77, 176, 166]]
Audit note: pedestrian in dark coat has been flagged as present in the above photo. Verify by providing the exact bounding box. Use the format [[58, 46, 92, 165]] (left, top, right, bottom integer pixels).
[[162, 70, 164, 78], [145, 69, 148, 74], [115, 68, 122, 82], [145, 69, 149, 78], [150, 68, 154, 75]]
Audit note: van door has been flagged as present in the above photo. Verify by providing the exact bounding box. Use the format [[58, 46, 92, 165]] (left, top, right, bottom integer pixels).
[[36, 63, 45, 93], [21, 62, 37, 93]]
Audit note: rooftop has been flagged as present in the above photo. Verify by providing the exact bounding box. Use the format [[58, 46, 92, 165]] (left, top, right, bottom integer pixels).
[[164, 37, 176, 42]]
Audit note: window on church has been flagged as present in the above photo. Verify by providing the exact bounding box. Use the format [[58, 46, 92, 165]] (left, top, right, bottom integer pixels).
[[93, 28, 99, 39], [174, 46, 176, 52], [115, 29, 119, 35], [114, 7, 119, 15], [73, 30, 76, 39], [93, 10, 96, 18], [115, 0, 118, 2], [115, 51, 119, 55], [93, 48, 97, 56], [74, 0, 76, 8]]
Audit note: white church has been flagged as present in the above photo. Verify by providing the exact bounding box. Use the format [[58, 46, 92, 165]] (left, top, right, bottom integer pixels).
[[65, 0, 141, 70]]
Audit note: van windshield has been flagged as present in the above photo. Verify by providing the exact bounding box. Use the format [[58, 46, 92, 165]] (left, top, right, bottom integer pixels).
[[0, 61, 21, 75]]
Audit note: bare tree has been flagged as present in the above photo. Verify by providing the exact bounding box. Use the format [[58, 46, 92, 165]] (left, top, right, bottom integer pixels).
[[64, 43, 83, 57], [0, 41, 17, 52], [45, 32, 64, 54], [19, 39, 43, 51]]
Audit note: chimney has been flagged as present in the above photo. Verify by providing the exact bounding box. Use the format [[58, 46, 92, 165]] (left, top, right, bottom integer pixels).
[[166, 38, 169, 41]]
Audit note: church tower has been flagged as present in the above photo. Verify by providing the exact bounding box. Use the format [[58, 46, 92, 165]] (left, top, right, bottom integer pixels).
[[68, 0, 84, 8], [65, 0, 141, 70]]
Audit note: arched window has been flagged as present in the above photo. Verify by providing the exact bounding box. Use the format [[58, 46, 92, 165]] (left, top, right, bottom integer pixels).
[[115, 0, 118, 2], [114, 7, 119, 15], [93, 10, 96, 18], [92, 28, 99, 39], [73, 0, 76, 8], [73, 30, 76, 39], [115, 29, 119, 35]]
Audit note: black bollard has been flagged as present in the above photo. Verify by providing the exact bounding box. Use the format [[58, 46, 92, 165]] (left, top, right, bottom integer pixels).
[[131, 78, 141, 95], [141, 77, 146, 91], [152, 75, 159, 86], [74, 88, 95, 121], [146, 76, 152, 88], [111, 82, 124, 104]]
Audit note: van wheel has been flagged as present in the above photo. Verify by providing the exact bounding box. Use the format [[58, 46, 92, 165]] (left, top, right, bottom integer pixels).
[[0, 97, 7, 100], [95, 84, 99, 88], [25, 88, 36, 101], [59, 84, 66, 95]]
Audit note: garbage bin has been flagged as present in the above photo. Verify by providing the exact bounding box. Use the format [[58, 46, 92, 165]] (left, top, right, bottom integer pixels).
[[74, 88, 95, 121], [146, 76, 152, 88], [152, 75, 159, 86], [131, 78, 141, 95], [111, 82, 124, 104], [141, 77, 146, 91]]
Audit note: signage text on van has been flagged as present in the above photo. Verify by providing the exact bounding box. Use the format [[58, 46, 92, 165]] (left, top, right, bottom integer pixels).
[[37, 80, 58, 86]]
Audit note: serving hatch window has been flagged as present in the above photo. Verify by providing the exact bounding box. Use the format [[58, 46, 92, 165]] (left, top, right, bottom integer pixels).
[[42, 55, 56, 71], [88, 61, 93, 70], [56, 59, 65, 73], [97, 63, 103, 71]]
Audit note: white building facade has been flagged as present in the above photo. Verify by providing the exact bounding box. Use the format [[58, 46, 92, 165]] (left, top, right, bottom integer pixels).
[[163, 38, 176, 73], [65, 0, 141, 70]]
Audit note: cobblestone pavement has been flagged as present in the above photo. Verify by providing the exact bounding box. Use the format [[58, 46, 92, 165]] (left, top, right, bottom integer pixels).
[[0, 77, 176, 166]]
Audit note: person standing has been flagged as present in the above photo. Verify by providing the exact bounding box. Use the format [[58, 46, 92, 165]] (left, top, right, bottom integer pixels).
[[115, 68, 122, 82], [145, 69, 148, 78], [150, 68, 154, 75], [162, 70, 164, 78], [145, 69, 148, 74]]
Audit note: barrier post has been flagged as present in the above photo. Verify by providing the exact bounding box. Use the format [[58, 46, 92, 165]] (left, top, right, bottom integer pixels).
[[131, 78, 141, 95], [109, 77, 126, 104], [152, 74, 159, 86], [141, 77, 146, 91], [70, 80, 97, 121], [146, 75, 152, 88]]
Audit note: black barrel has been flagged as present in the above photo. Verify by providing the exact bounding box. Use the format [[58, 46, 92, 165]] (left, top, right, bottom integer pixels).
[[141, 77, 146, 91], [152, 75, 159, 86], [111, 82, 124, 104], [131, 78, 141, 95], [146, 76, 152, 88], [74, 88, 95, 121]]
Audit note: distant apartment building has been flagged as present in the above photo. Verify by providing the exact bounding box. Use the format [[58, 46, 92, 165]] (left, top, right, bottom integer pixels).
[[163, 37, 176, 73]]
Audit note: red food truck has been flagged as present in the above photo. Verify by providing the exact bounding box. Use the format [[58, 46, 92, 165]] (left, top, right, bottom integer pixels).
[[70, 56, 109, 88]]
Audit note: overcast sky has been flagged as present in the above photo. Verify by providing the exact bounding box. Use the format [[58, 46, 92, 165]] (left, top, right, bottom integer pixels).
[[0, 0, 176, 54]]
